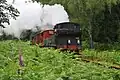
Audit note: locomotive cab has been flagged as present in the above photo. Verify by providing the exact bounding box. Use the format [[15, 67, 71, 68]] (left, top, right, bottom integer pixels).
[[54, 22, 82, 51]]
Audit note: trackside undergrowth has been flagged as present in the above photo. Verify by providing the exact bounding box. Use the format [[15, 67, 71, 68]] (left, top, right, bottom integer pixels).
[[0, 40, 120, 80]]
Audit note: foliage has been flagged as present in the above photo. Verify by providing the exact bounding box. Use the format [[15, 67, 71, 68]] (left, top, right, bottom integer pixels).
[[92, 4, 120, 43], [0, 40, 120, 80], [0, 0, 19, 28]]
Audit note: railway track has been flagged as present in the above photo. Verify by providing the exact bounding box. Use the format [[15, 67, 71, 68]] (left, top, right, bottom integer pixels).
[[35, 47, 120, 70], [73, 51, 120, 70]]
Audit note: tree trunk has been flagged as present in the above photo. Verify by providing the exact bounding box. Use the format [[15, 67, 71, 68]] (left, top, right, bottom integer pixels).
[[89, 33, 94, 49], [88, 21, 94, 49]]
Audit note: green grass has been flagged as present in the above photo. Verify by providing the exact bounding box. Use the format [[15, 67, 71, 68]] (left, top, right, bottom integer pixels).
[[83, 49, 120, 64], [0, 40, 120, 80]]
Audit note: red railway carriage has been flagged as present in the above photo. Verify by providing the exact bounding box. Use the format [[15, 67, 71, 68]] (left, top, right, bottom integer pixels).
[[32, 30, 54, 46], [31, 22, 82, 52]]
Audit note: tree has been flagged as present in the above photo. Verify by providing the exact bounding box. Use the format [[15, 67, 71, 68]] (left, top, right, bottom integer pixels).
[[0, 0, 19, 28]]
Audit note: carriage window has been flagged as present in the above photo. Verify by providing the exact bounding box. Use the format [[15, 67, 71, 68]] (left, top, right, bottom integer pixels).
[[49, 31, 54, 34], [54, 29, 57, 32]]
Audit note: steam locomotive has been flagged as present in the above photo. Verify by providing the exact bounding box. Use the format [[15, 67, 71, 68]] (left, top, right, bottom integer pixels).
[[31, 22, 82, 52]]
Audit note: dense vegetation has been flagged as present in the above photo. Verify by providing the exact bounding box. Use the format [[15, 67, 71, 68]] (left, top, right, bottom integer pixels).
[[0, 40, 120, 80]]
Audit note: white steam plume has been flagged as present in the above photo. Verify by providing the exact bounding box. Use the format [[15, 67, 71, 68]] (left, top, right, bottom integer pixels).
[[0, 0, 69, 38]]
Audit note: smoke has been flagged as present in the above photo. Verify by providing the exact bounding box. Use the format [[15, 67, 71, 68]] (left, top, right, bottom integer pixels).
[[0, 0, 69, 38]]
